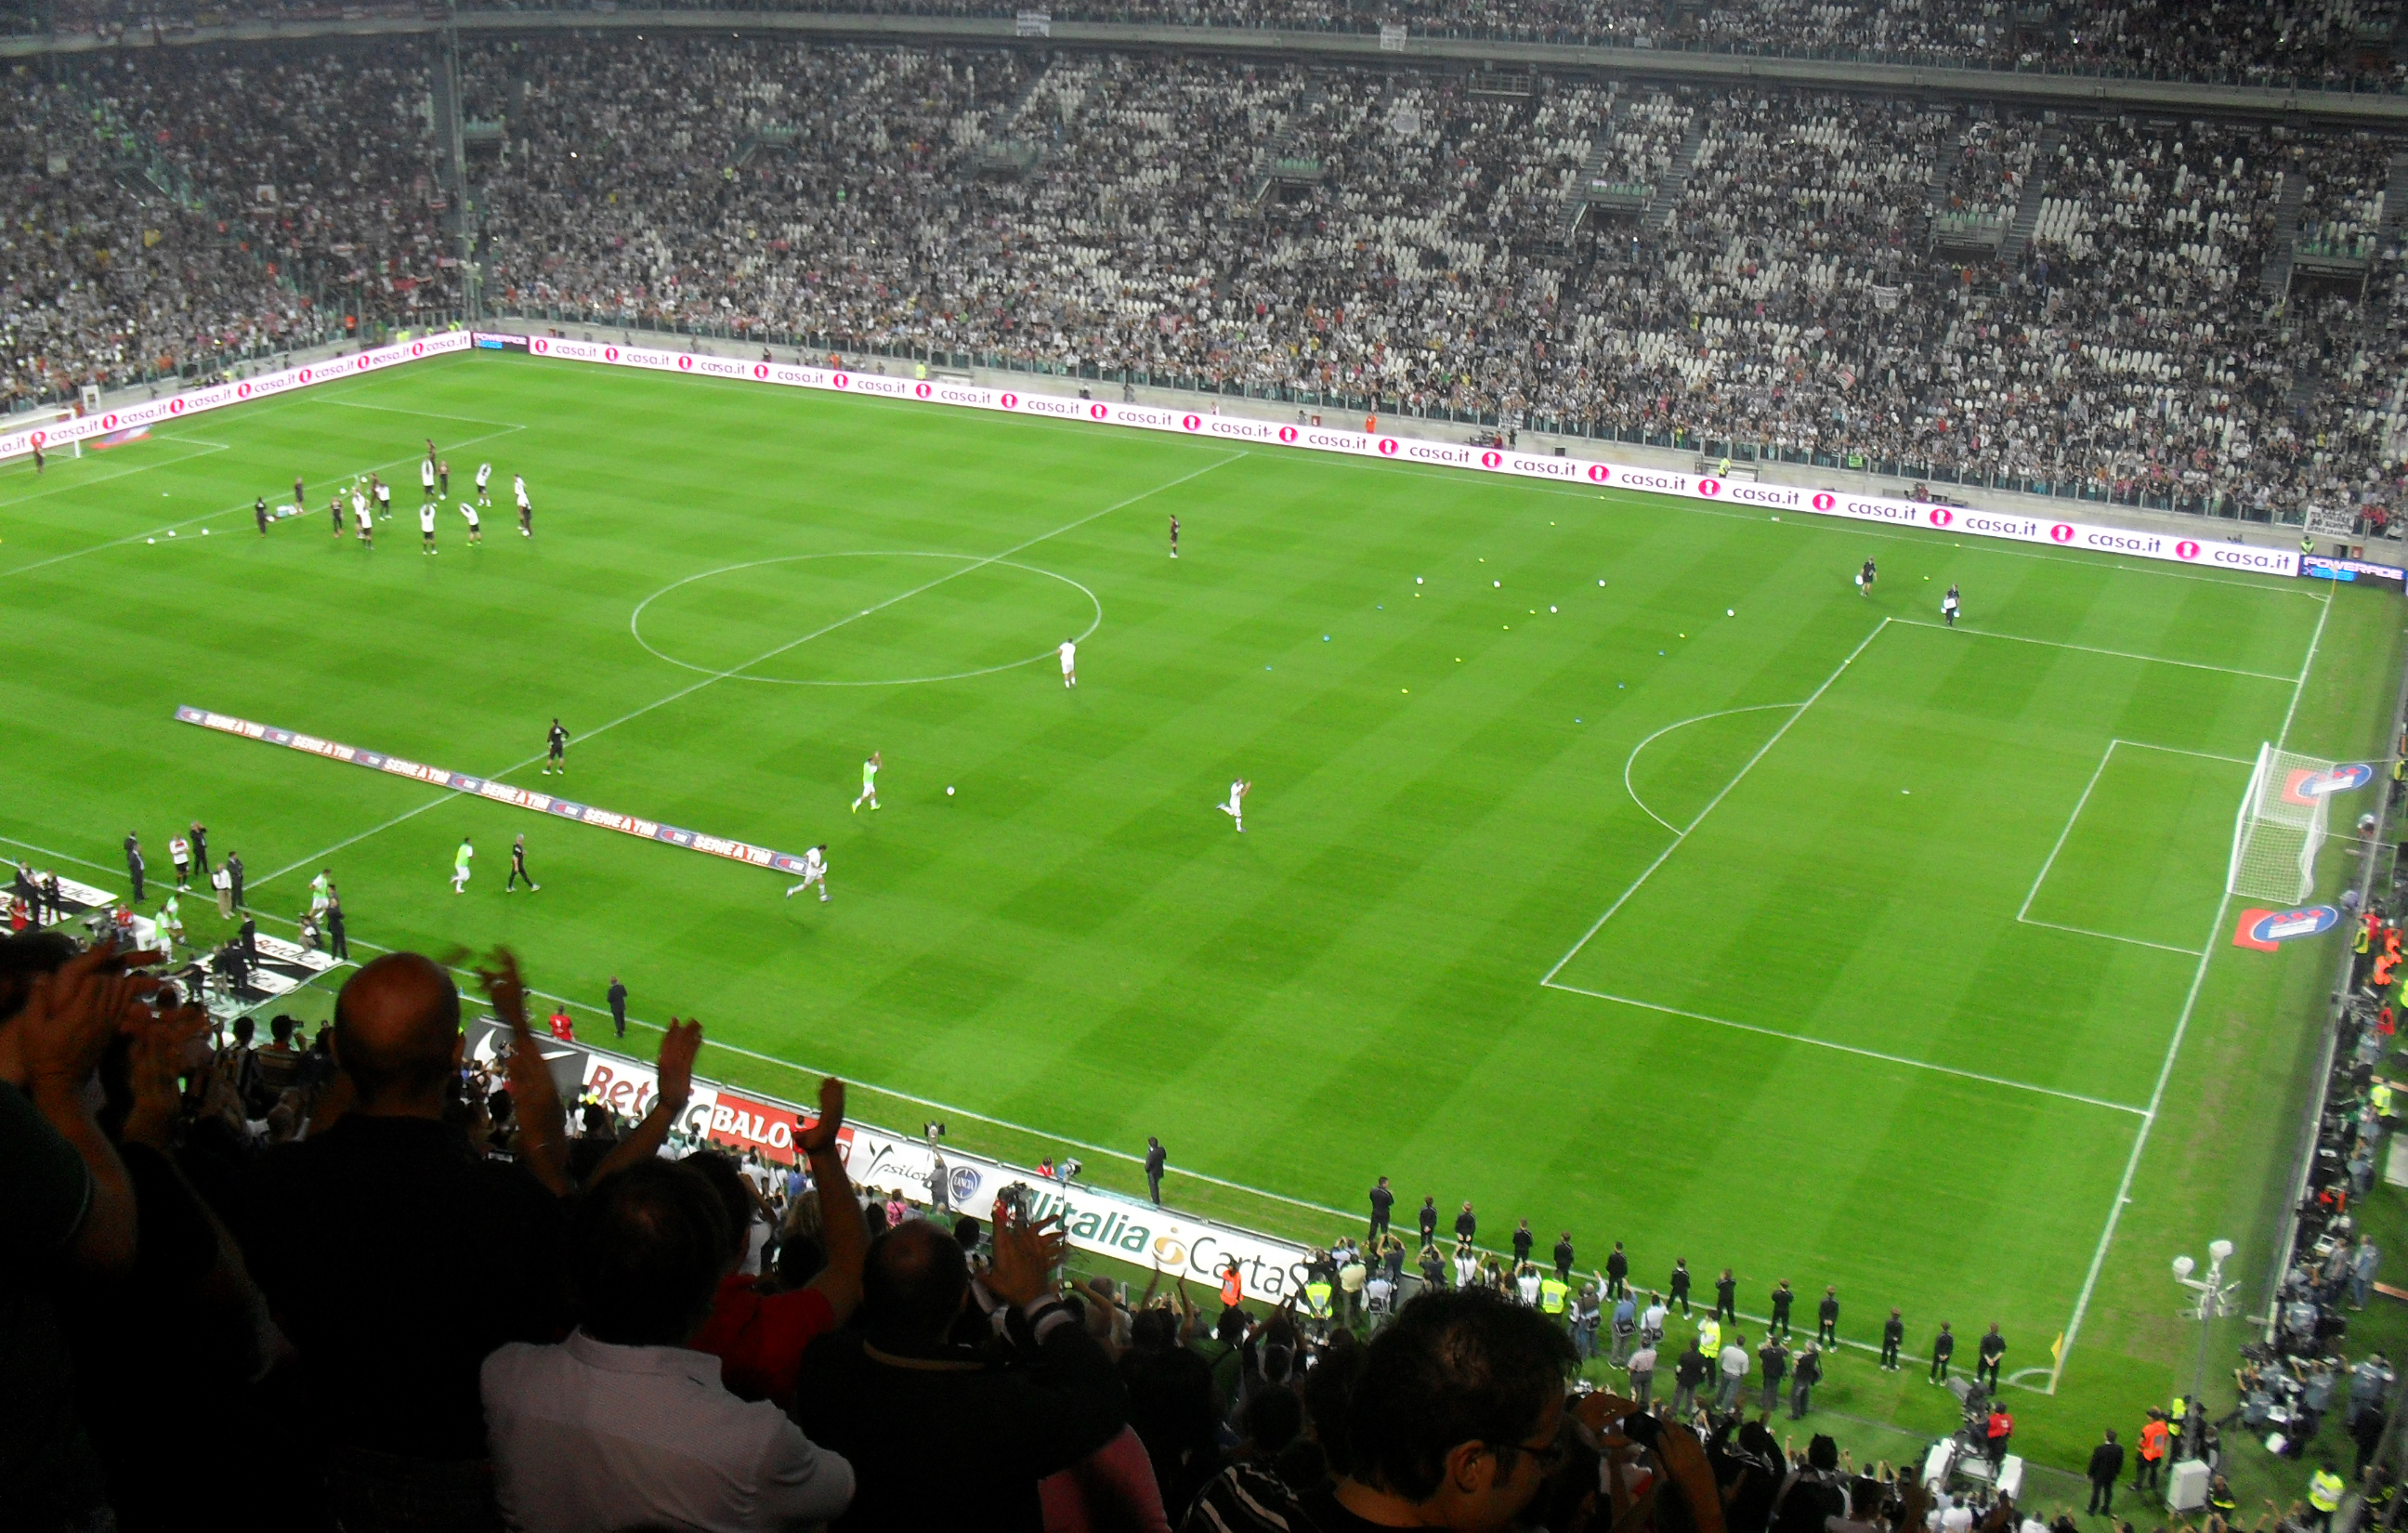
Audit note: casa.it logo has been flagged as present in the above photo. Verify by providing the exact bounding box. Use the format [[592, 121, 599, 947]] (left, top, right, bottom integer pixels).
[[2048, 524, 2075, 544], [353, 354, 372, 371], [2232, 904, 2340, 951], [1085, 402, 1106, 421], [604, 347, 622, 363], [1586, 465, 1611, 483], [914, 382, 932, 399], [999, 391, 1016, 408], [1278, 426, 1299, 444], [1810, 492, 1836, 511], [410, 341, 426, 358], [101, 413, 118, 430], [1925, 507, 1952, 528], [27, 430, 44, 447], [237, 382, 252, 399], [832, 373, 850, 389], [754, 363, 772, 380], [297, 366, 315, 383], [1698, 478, 1722, 496], [1378, 439, 1399, 456], [675, 355, 694, 372], [1480, 451, 1503, 470], [1181, 413, 1202, 431], [530, 338, 550, 356], [2176, 541, 2201, 561], [168, 398, 186, 414]]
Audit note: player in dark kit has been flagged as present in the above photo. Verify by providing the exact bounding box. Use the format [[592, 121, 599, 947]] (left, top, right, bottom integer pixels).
[[504, 832, 540, 892], [294, 474, 305, 507], [255, 496, 270, 535], [1169, 514, 1180, 559], [543, 718, 568, 776], [330, 495, 344, 537], [1857, 557, 1878, 596]]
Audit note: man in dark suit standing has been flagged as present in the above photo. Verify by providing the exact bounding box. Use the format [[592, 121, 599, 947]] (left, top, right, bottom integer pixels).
[[1714, 1267, 1738, 1325], [1881, 1308, 1905, 1369], [1144, 1136, 1166, 1205], [1419, 1196, 1438, 1249], [607, 976, 628, 1039], [326, 898, 349, 961], [190, 820, 210, 880], [2087, 1429, 2126, 1514], [1605, 1241, 1629, 1300], [125, 832, 145, 904], [1818, 1287, 1840, 1345], [227, 851, 246, 911], [1368, 1176, 1394, 1243]]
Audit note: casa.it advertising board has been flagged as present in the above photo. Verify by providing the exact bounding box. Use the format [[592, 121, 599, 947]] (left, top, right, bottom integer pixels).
[[0, 331, 474, 462], [495, 331, 2304, 579]]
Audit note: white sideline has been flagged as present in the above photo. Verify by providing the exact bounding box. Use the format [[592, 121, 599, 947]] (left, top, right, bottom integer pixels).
[[248, 451, 1247, 891], [1544, 984, 2149, 1114], [1539, 618, 1891, 987]]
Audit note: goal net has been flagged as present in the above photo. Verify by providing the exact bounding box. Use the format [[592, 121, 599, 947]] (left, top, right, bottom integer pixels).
[[2228, 743, 2337, 905]]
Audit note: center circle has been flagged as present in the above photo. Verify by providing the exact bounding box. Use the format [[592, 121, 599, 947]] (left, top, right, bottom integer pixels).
[[631, 552, 1103, 687]]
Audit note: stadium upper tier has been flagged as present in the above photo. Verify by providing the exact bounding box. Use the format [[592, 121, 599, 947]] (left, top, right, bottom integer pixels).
[[7, 35, 2408, 523], [20, 0, 2408, 90]]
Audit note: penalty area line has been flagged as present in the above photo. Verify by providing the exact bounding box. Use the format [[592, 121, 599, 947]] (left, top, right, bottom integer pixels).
[[1542, 984, 2148, 1115]]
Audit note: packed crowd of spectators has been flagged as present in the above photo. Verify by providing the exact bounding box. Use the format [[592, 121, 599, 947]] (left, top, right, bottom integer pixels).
[[33, 0, 2408, 89], [13, 33, 2408, 521], [0, 924, 1966, 1533]]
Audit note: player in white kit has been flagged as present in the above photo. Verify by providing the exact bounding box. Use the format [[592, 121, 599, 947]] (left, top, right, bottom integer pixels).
[[421, 455, 438, 502], [783, 845, 831, 901], [475, 461, 493, 506], [419, 499, 438, 553], [1217, 779, 1250, 832], [354, 492, 374, 546], [514, 474, 532, 536], [459, 501, 482, 544], [373, 475, 392, 520], [1058, 638, 1078, 688]]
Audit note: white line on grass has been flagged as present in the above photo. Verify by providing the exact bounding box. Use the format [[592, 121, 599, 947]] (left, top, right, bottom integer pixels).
[[2046, 889, 2231, 1392], [1543, 985, 2148, 1114], [1889, 618, 2296, 682], [1539, 617, 1890, 987], [2014, 917, 2206, 958], [248, 451, 1250, 890], [0, 832, 118, 876], [2277, 585, 2334, 752], [2015, 739, 2246, 955], [0, 437, 232, 511], [1619, 702, 1806, 833], [0, 426, 525, 581]]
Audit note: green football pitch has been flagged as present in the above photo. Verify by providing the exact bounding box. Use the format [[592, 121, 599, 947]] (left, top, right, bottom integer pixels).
[[2, 349, 2400, 1475]]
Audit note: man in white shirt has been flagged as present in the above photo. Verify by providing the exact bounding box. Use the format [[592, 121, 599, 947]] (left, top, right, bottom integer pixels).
[[420, 499, 438, 554], [354, 493, 374, 546], [459, 501, 482, 544], [373, 474, 391, 520], [1057, 638, 1077, 688], [515, 474, 533, 536], [484, 1160, 855, 1533], [783, 845, 831, 902], [475, 461, 493, 505], [420, 455, 437, 502], [1217, 779, 1250, 832]]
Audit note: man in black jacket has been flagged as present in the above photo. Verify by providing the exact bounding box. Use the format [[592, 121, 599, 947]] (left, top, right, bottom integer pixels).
[[1145, 1136, 1166, 1204], [124, 832, 144, 904], [1671, 1341, 1710, 1419], [1881, 1308, 1905, 1369], [1605, 1241, 1629, 1300], [1368, 1175, 1394, 1242], [1790, 1343, 1824, 1419], [1818, 1286, 1840, 1346], [2087, 1429, 2126, 1513], [793, 1210, 1126, 1532], [1419, 1194, 1439, 1248]]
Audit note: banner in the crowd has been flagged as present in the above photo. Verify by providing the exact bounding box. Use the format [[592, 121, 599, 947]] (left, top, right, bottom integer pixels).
[[173, 705, 819, 878], [463, 1013, 1316, 1302], [0, 331, 473, 462], [491, 332, 2304, 580]]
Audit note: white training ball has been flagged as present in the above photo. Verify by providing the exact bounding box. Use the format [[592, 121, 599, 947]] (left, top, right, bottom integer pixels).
[[1415, 576, 1423, 584], [1597, 578, 1605, 586], [1727, 609, 1735, 616], [1549, 605, 1558, 613], [201, 528, 210, 536], [1492, 579, 1501, 587], [947, 785, 955, 795], [147, 537, 155, 544], [167, 530, 177, 537]]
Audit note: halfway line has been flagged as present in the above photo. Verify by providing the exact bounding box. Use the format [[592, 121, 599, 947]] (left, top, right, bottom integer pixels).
[[251, 451, 1247, 890]]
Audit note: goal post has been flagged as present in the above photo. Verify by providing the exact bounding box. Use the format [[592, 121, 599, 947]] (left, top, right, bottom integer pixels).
[[2228, 742, 2336, 906]]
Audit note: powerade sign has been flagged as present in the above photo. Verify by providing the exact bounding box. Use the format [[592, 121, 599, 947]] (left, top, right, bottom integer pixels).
[[502, 328, 2305, 581], [2232, 905, 2341, 951], [2302, 555, 2408, 590]]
